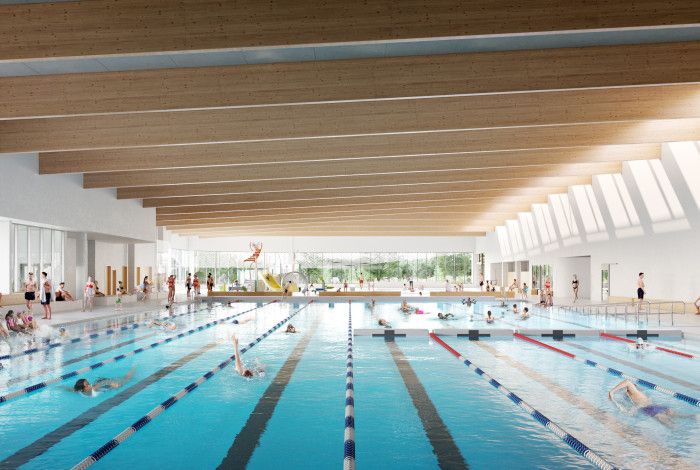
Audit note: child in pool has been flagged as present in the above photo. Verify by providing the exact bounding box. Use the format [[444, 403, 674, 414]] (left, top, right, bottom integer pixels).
[[73, 368, 135, 396], [520, 307, 530, 320], [485, 310, 494, 323]]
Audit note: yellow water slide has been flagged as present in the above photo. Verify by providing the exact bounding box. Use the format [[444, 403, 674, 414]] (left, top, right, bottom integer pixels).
[[260, 271, 283, 291]]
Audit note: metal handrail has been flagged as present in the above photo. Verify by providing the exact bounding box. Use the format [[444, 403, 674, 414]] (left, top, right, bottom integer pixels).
[[556, 299, 688, 326]]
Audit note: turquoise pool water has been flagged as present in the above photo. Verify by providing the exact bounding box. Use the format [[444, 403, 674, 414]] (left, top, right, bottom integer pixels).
[[0, 300, 697, 469]]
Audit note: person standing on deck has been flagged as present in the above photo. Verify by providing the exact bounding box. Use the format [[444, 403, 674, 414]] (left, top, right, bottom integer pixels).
[[637, 273, 646, 311], [167, 275, 176, 305], [24, 272, 38, 311], [358, 272, 364, 290], [192, 274, 201, 295], [185, 273, 192, 299], [40, 271, 53, 320], [207, 273, 214, 294], [572, 275, 579, 303]]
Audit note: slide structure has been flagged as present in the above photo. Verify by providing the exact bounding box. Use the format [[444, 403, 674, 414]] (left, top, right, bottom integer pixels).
[[260, 271, 299, 293], [261, 271, 283, 291]]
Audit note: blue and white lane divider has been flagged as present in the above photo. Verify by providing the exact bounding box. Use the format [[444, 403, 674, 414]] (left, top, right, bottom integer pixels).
[[514, 334, 700, 408], [0, 303, 211, 362], [344, 301, 356, 470], [71, 301, 311, 470], [430, 333, 618, 470], [0, 301, 276, 404]]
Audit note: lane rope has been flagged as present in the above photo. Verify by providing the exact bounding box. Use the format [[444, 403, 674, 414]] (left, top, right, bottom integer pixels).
[[600, 333, 695, 359], [344, 300, 356, 470], [513, 333, 700, 408], [0, 302, 276, 404], [1, 303, 211, 362], [430, 333, 618, 470], [71, 301, 311, 470]]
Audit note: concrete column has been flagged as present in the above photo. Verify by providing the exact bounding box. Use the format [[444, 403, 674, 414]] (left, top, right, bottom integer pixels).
[[0, 219, 11, 293], [127, 243, 135, 292], [75, 232, 88, 300], [87, 239, 96, 280]]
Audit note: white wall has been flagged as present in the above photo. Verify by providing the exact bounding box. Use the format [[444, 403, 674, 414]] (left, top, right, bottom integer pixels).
[[64, 235, 77, 294], [486, 142, 700, 302], [93, 241, 128, 291], [551, 256, 591, 300], [0, 153, 156, 242]]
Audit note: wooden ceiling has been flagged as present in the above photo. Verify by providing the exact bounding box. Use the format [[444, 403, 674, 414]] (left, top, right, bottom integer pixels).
[[2, 1, 700, 237]]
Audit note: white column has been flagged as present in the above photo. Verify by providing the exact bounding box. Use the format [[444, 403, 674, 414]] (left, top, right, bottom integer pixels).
[[0, 219, 11, 293], [74, 232, 88, 300]]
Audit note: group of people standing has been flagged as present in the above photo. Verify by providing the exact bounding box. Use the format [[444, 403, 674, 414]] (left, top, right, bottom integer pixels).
[[167, 272, 214, 304]]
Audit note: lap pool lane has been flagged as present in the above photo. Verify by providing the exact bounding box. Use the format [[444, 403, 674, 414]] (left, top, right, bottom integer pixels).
[[460, 337, 699, 469], [238, 302, 345, 469], [0, 305, 242, 462], [11, 302, 293, 469], [397, 336, 604, 470]]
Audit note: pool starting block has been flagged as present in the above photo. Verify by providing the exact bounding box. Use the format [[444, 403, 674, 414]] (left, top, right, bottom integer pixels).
[[354, 328, 428, 337], [433, 329, 512, 339]]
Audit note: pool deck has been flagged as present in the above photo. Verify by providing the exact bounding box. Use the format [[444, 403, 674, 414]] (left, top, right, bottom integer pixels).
[[16, 293, 700, 341]]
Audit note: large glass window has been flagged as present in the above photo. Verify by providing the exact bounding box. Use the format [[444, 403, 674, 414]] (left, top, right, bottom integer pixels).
[[159, 249, 473, 288], [12, 224, 65, 292]]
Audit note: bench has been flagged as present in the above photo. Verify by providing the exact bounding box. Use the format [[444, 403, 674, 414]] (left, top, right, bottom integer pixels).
[[209, 291, 280, 296], [1, 292, 83, 316], [319, 291, 400, 297]]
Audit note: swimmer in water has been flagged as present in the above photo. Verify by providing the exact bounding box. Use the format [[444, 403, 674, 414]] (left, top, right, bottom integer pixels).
[[285, 324, 297, 333], [401, 300, 412, 313], [437, 312, 455, 320], [521, 307, 530, 320], [609, 379, 673, 424], [149, 319, 176, 331], [512, 304, 519, 315], [629, 337, 653, 351], [378, 318, 391, 328], [73, 368, 135, 396], [485, 310, 494, 323], [232, 335, 264, 378]]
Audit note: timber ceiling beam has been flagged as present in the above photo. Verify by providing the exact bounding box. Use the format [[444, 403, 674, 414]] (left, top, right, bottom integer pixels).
[[156, 205, 538, 224], [5, 85, 700, 153], [151, 188, 561, 213], [115, 164, 615, 200], [146, 182, 581, 210], [164, 221, 495, 233], [81, 144, 658, 188], [4, 41, 700, 119], [40, 143, 659, 176], [3, 0, 698, 60], [180, 230, 489, 237], [160, 214, 504, 230]]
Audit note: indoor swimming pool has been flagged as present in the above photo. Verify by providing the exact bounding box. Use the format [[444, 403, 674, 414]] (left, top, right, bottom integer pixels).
[[0, 300, 698, 469]]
